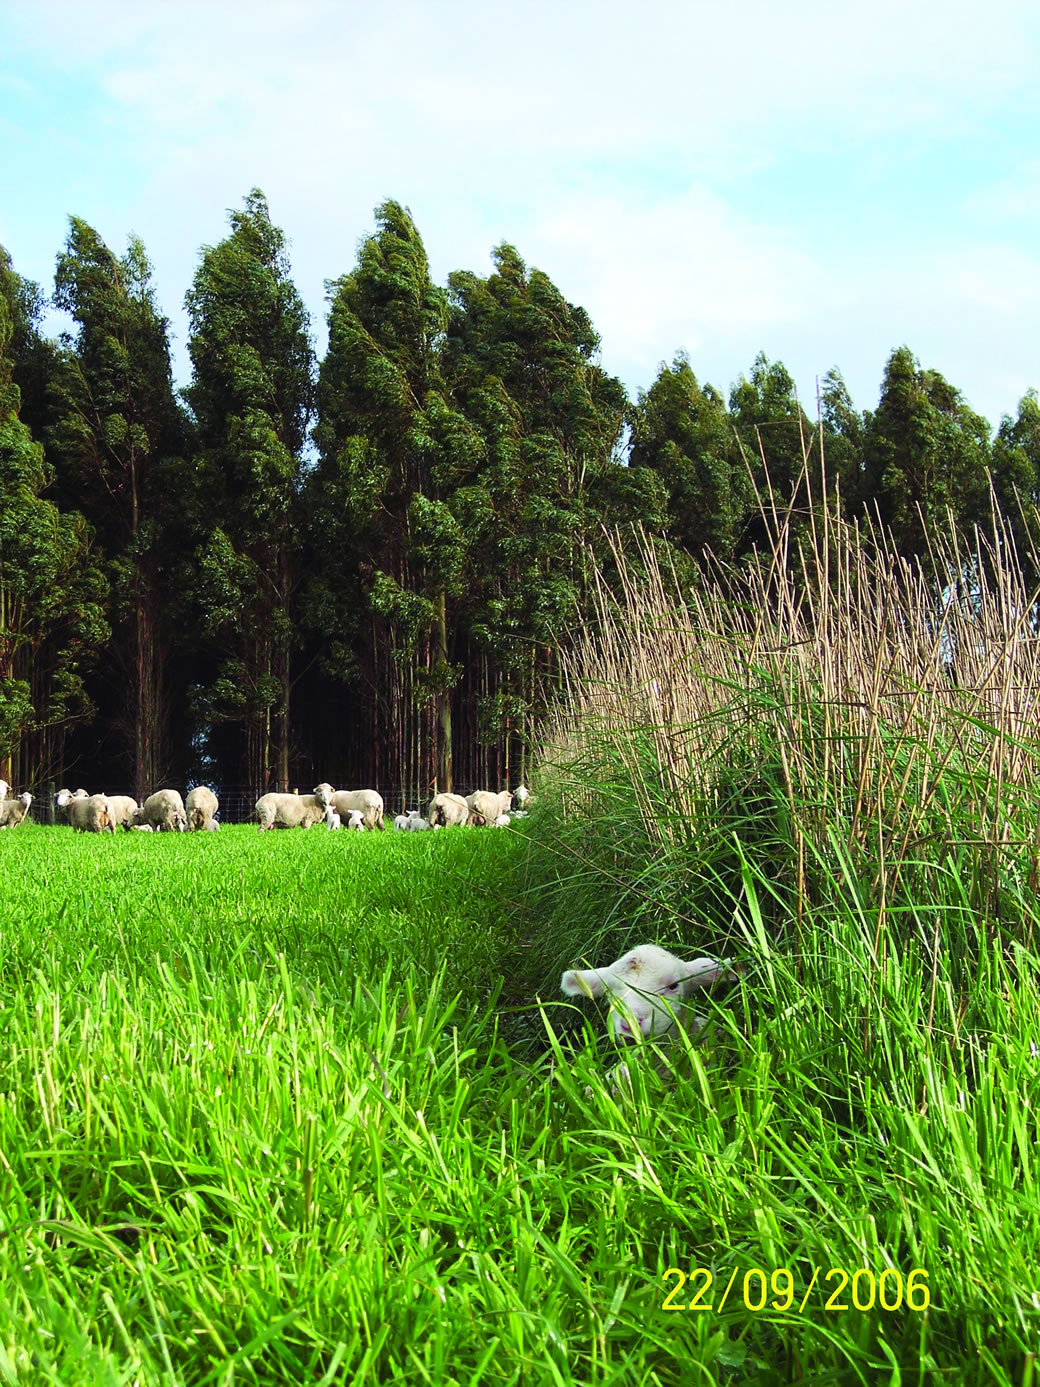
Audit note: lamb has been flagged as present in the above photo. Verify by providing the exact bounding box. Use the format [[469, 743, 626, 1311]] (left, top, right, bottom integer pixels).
[[134, 789, 188, 832], [395, 809, 430, 832], [561, 944, 739, 1090], [256, 782, 334, 831], [465, 790, 513, 825], [346, 809, 364, 830], [330, 788, 384, 831], [326, 807, 342, 830], [104, 795, 140, 831], [0, 792, 32, 828], [0, 778, 8, 803], [185, 786, 219, 832], [514, 785, 532, 807], [491, 813, 511, 827], [427, 792, 470, 827], [57, 788, 112, 833]]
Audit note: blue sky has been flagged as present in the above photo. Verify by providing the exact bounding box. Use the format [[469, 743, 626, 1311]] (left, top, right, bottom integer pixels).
[[3, 0, 1039, 429]]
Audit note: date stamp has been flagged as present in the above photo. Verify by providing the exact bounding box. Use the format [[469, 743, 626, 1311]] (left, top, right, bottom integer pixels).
[[662, 1266, 930, 1313]]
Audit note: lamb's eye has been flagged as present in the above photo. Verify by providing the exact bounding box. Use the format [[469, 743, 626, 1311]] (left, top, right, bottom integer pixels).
[[662, 981, 679, 994]]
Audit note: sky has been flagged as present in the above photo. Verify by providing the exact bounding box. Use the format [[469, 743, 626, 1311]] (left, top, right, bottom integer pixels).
[[3, 0, 1040, 430]]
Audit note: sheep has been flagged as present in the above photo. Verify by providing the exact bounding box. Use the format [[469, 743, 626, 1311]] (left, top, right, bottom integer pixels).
[[204, 818, 220, 831], [185, 786, 219, 832], [466, 790, 513, 825], [405, 814, 431, 831], [326, 807, 342, 830], [346, 809, 364, 830], [0, 792, 33, 828], [57, 788, 112, 833], [256, 782, 334, 831], [135, 789, 188, 833], [514, 785, 532, 807], [561, 944, 739, 1091], [104, 795, 140, 831], [330, 788, 384, 831], [491, 813, 511, 827], [0, 778, 8, 803], [427, 792, 470, 827]]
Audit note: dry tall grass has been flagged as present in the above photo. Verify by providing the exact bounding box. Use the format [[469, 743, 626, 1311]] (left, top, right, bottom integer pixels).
[[540, 476, 1040, 947]]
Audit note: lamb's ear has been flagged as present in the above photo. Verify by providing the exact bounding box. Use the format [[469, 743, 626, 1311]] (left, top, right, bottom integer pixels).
[[679, 957, 731, 989], [561, 966, 609, 998]]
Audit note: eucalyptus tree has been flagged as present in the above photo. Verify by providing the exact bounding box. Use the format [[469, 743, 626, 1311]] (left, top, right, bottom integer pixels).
[[48, 219, 186, 795], [443, 243, 637, 781], [0, 248, 108, 787], [628, 353, 745, 564], [990, 389, 1040, 593], [859, 346, 992, 577], [184, 190, 313, 795], [310, 200, 469, 796]]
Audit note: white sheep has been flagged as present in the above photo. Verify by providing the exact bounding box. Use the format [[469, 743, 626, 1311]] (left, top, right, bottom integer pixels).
[[427, 792, 470, 827], [491, 813, 511, 827], [466, 789, 513, 824], [325, 807, 342, 830], [0, 792, 33, 828], [57, 788, 112, 833], [346, 809, 364, 830], [406, 814, 431, 831], [0, 778, 9, 803], [561, 944, 738, 1090], [514, 785, 532, 807], [104, 795, 140, 831], [185, 786, 219, 832], [330, 788, 384, 831], [256, 782, 334, 831], [394, 809, 422, 831], [135, 789, 188, 832]]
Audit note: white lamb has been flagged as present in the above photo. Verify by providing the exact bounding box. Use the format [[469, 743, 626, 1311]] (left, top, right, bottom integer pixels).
[[0, 778, 9, 802], [185, 786, 219, 832], [346, 809, 364, 830], [561, 944, 738, 1090], [427, 792, 469, 827], [256, 782, 334, 831], [330, 788, 384, 831], [0, 792, 33, 828], [326, 808, 342, 830]]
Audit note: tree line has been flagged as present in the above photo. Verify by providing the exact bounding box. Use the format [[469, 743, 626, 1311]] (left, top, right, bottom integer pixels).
[[2, 189, 1039, 804]]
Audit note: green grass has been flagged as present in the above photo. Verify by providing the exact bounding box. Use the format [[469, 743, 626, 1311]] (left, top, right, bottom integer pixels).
[[1, 820, 1037, 1384]]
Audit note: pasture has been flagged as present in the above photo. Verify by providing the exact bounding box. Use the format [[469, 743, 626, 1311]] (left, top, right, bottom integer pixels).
[[1, 819, 1038, 1384]]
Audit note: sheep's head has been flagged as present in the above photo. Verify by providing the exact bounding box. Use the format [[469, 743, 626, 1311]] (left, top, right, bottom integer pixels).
[[561, 944, 734, 1044], [313, 782, 334, 809], [19, 793, 32, 808]]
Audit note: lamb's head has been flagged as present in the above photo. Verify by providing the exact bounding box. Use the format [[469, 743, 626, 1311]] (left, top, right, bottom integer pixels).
[[561, 944, 733, 1044]]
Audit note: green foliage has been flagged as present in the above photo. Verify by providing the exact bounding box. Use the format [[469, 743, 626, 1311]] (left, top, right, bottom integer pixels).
[[859, 346, 993, 572], [628, 352, 746, 561]]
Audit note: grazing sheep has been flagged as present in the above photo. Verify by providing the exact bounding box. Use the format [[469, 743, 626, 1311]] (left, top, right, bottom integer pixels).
[[104, 795, 140, 831], [466, 790, 513, 825], [135, 789, 188, 833], [185, 786, 219, 832], [330, 788, 384, 831], [57, 788, 112, 833], [130, 823, 154, 832], [0, 792, 33, 828], [427, 792, 470, 827], [256, 782, 334, 831], [561, 944, 739, 1090], [204, 818, 220, 831]]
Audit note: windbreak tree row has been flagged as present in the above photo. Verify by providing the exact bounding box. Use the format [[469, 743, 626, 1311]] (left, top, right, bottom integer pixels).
[[2, 190, 1039, 801]]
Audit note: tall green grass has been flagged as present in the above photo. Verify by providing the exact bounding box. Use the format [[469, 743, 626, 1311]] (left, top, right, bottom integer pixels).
[[513, 484, 1040, 1380]]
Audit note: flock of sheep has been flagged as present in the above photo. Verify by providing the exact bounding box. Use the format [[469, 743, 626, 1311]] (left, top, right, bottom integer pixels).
[[0, 778, 532, 835]]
